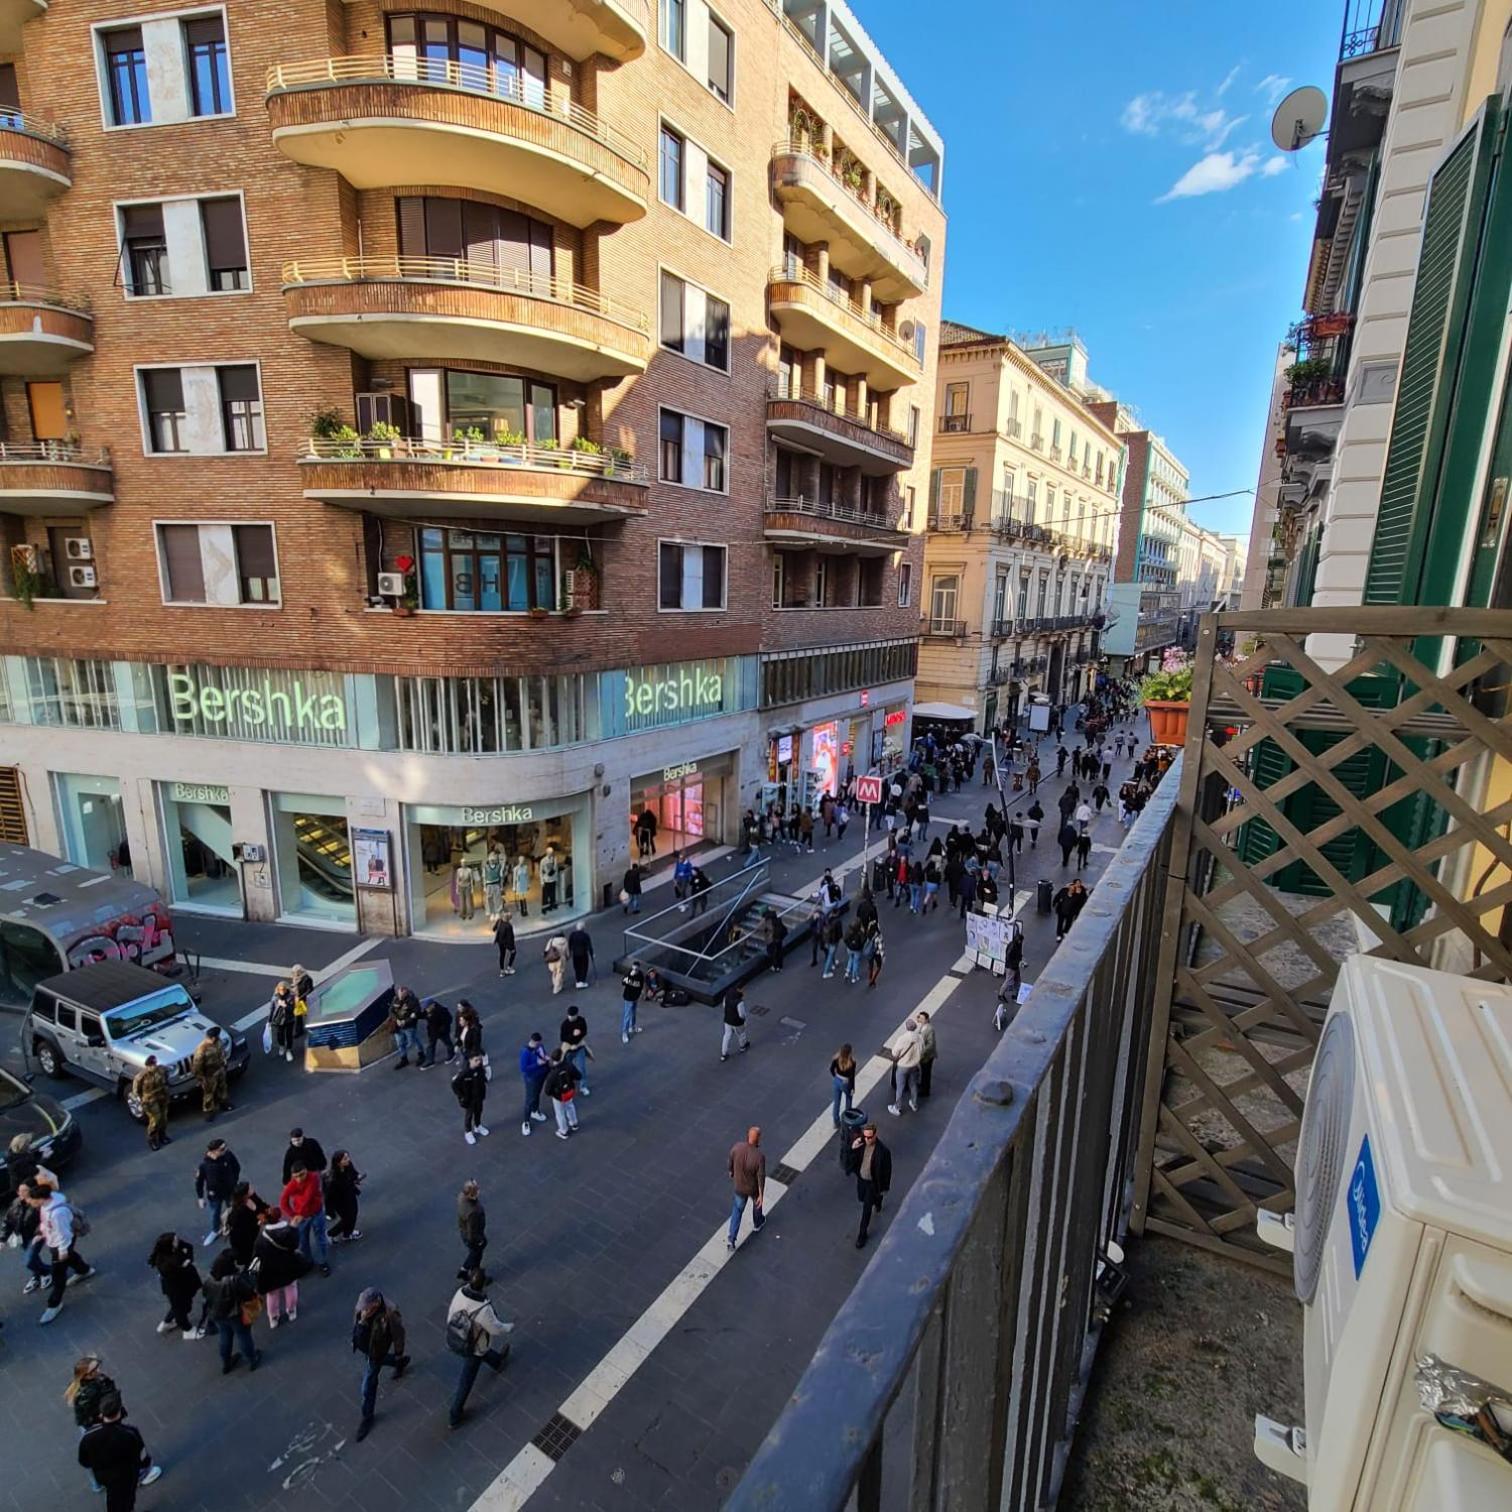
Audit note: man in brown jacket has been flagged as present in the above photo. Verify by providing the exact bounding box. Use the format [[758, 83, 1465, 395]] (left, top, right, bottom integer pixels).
[[726, 1126, 767, 1252]]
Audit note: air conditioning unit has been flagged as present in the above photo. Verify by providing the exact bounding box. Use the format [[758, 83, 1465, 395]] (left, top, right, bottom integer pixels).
[[64, 536, 93, 561], [376, 571, 407, 597], [67, 564, 97, 589], [1254, 957, 1512, 1509]]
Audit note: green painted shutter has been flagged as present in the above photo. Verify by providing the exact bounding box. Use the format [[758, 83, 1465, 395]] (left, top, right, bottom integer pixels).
[[1364, 100, 1502, 604], [962, 467, 978, 520], [928, 468, 941, 513]]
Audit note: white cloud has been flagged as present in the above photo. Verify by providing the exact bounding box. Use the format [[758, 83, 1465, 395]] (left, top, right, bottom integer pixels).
[[1261, 156, 1289, 177], [1255, 73, 1292, 104], [1121, 90, 1246, 149], [1157, 150, 1265, 202], [1216, 64, 1242, 98]]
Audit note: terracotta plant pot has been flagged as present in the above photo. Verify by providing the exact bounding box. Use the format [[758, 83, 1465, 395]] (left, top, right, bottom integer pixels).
[[1144, 699, 1190, 748], [391, 604, 414, 618]]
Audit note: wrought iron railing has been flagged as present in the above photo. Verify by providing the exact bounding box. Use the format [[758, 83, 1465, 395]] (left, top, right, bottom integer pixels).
[[923, 618, 967, 637], [768, 258, 921, 367], [1339, 0, 1404, 59], [264, 54, 647, 168], [764, 494, 905, 531], [728, 762, 1181, 1511], [298, 434, 646, 481], [940, 412, 971, 432]]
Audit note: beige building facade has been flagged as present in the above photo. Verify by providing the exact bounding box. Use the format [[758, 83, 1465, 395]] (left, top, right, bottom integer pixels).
[[917, 322, 1120, 729]]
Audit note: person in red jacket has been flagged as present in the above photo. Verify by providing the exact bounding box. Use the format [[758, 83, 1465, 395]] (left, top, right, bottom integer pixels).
[[280, 1164, 331, 1278]]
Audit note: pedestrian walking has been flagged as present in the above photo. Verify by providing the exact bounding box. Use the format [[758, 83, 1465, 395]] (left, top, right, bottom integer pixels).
[[542, 1047, 581, 1139], [916, 1010, 938, 1098], [1058, 819, 1078, 867], [423, 996, 456, 1067], [761, 907, 788, 972], [720, 985, 750, 1061], [635, 805, 658, 858], [621, 862, 643, 915], [544, 932, 569, 995], [351, 1288, 410, 1442], [1075, 831, 1092, 870], [819, 911, 843, 978], [190, 1027, 231, 1122], [957, 866, 977, 919], [224, 1183, 269, 1267], [835, 801, 850, 842], [4, 1172, 51, 1295], [446, 1268, 514, 1428], [851, 1124, 893, 1249], [1075, 800, 1093, 833], [128, 1056, 171, 1152], [830, 1045, 857, 1127], [147, 1232, 205, 1339], [455, 1001, 485, 1062], [282, 1126, 328, 1183], [519, 1032, 550, 1135], [66, 1356, 120, 1494], [325, 1151, 363, 1242], [726, 1126, 767, 1251], [456, 1180, 487, 1278], [1053, 878, 1089, 940], [1092, 781, 1110, 812], [1007, 813, 1025, 853], [866, 921, 886, 988], [807, 900, 827, 966], [620, 960, 646, 1043], [567, 922, 595, 988], [492, 911, 516, 977], [559, 1004, 592, 1093], [30, 1180, 96, 1324], [252, 1213, 305, 1327], [390, 984, 423, 1068], [281, 1159, 332, 1276], [269, 982, 297, 1062], [453, 1054, 490, 1145], [77, 1392, 162, 1512], [195, 1137, 241, 1246], [887, 1019, 923, 1116], [1027, 760, 1041, 794], [203, 1250, 261, 1375]]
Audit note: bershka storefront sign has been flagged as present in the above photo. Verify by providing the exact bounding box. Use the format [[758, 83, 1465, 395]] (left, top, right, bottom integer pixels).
[[168, 672, 346, 732], [461, 804, 535, 825], [625, 665, 723, 721], [662, 761, 699, 782]]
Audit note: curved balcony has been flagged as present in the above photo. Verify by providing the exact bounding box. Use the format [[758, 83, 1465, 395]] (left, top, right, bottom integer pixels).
[[766, 382, 913, 474], [501, 0, 646, 61], [0, 286, 93, 375], [771, 143, 928, 301], [281, 256, 650, 381], [299, 435, 648, 525], [0, 0, 46, 55], [0, 443, 112, 515], [0, 115, 71, 218], [767, 262, 921, 392], [763, 494, 909, 558], [265, 56, 647, 228]]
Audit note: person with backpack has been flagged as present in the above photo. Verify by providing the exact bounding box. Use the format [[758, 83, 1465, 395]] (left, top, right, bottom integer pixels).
[[720, 985, 749, 1061], [202, 1250, 261, 1375], [351, 1288, 409, 1442], [542, 1046, 581, 1139], [456, 1180, 487, 1278], [325, 1151, 363, 1243], [252, 1212, 306, 1328], [453, 1054, 489, 1146], [446, 1269, 514, 1429], [841, 918, 866, 984], [492, 911, 516, 977], [29, 1181, 95, 1324], [518, 1032, 550, 1135], [543, 932, 568, 995]]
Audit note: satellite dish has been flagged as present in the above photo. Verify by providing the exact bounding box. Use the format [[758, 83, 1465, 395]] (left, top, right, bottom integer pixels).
[[1271, 85, 1327, 152]]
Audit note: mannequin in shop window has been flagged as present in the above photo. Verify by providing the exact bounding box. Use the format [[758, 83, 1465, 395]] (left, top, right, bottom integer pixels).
[[482, 847, 505, 921], [453, 857, 478, 921], [539, 847, 560, 915], [512, 855, 532, 918]]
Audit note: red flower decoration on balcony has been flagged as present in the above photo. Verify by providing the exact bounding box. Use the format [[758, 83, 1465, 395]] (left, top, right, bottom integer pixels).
[[394, 555, 414, 573]]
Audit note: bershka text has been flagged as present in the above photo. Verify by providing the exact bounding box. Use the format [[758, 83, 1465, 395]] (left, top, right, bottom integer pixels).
[[169, 673, 346, 732], [625, 667, 724, 720]]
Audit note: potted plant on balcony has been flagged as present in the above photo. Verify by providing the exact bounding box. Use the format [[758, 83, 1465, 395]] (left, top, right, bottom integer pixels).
[[1139, 648, 1194, 748], [367, 420, 402, 460], [538, 437, 573, 470], [570, 436, 602, 472], [8, 543, 45, 610], [389, 557, 418, 617]]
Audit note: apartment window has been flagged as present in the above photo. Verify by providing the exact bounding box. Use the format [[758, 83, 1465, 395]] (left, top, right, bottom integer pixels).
[[659, 410, 682, 482], [1032, 408, 1043, 446], [143, 369, 187, 453], [218, 364, 263, 451], [201, 196, 248, 290], [659, 270, 684, 354], [418, 527, 554, 612], [659, 125, 684, 211], [397, 195, 551, 281], [659, 541, 726, 610], [660, 270, 729, 372], [938, 467, 965, 512], [813, 556, 829, 607], [707, 13, 732, 101], [993, 572, 1008, 624], [1095, 453, 1103, 485], [659, 409, 728, 490], [1025, 480, 1037, 523], [662, 0, 686, 61], [1045, 487, 1055, 522], [388, 14, 546, 106], [440, 370, 556, 444], [897, 562, 912, 607], [1052, 418, 1062, 449], [1036, 572, 1049, 617], [185, 15, 230, 116], [104, 27, 151, 125], [1016, 572, 1030, 617], [771, 553, 784, 608], [943, 383, 969, 431], [702, 422, 727, 490], [705, 160, 730, 239], [158, 522, 278, 605], [929, 575, 959, 630], [705, 296, 729, 370], [913, 320, 927, 365], [908, 406, 920, 447], [121, 202, 167, 295], [1068, 433, 1079, 467]]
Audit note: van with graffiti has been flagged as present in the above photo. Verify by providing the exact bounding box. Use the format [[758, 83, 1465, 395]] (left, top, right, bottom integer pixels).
[[0, 843, 179, 1011]]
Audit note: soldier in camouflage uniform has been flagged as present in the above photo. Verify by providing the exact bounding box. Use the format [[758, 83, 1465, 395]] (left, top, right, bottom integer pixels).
[[131, 1054, 172, 1150], [190, 1028, 231, 1122]]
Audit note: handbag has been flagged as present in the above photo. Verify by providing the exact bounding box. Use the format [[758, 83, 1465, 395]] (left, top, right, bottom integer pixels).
[[241, 1292, 264, 1325]]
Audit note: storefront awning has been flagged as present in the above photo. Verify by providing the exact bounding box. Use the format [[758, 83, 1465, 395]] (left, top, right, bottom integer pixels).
[[913, 702, 975, 721]]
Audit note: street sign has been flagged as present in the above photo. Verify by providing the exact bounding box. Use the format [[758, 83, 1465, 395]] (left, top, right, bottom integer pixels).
[[854, 774, 884, 805]]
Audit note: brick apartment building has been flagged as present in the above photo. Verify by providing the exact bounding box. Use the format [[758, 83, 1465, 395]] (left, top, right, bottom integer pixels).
[[0, 0, 945, 945]]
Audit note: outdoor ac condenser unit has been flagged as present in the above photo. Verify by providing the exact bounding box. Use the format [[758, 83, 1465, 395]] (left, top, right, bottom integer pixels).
[[376, 572, 406, 597], [1255, 957, 1512, 1510]]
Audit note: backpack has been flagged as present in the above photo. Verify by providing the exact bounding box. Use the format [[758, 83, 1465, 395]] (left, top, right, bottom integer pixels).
[[66, 1202, 91, 1238], [661, 986, 691, 1007], [445, 1303, 482, 1356]]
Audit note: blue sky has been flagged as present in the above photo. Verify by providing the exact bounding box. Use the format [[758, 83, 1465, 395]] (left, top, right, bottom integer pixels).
[[858, 0, 1342, 537]]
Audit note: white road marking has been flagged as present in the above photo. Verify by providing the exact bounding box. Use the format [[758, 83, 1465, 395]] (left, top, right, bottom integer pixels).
[[470, 952, 974, 1511], [195, 957, 289, 979], [229, 937, 383, 1031], [61, 1088, 107, 1111]]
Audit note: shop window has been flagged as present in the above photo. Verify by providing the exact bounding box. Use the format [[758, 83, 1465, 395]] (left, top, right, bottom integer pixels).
[[417, 528, 556, 613], [658, 541, 726, 611], [22, 657, 120, 729]]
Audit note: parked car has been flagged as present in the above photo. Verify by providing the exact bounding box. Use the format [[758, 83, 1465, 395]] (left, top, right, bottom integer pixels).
[[24, 962, 248, 1122], [0, 1064, 81, 1197]]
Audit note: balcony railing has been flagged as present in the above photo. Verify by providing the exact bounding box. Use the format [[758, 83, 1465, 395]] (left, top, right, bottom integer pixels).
[[769, 258, 920, 367], [0, 110, 70, 148], [0, 282, 91, 313], [763, 494, 905, 531], [924, 618, 967, 638], [1283, 375, 1347, 410], [265, 54, 647, 170], [298, 433, 646, 480], [0, 441, 110, 466], [939, 413, 971, 433], [728, 751, 1180, 1512], [1339, 0, 1404, 59], [279, 254, 648, 333], [768, 377, 911, 448], [927, 512, 970, 533]]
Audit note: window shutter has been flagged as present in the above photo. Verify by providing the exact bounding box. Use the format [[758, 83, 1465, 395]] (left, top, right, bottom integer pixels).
[[424, 197, 463, 260], [1364, 103, 1499, 604], [122, 202, 165, 239], [659, 542, 680, 609], [182, 15, 224, 46], [217, 364, 259, 402], [928, 469, 941, 512], [659, 271, 684, 350], [396, 197, 426, 259], [233, 523, 277, 579], [200, 197, 245, 272], [104, 25, 144, 55], [160, 524, 206, 602], [0, 64, 19, 111], [467, 201, 504, 271], [143, 367, 185, 412], [962, 467, 978, 518], [528, 219, 552, 283]]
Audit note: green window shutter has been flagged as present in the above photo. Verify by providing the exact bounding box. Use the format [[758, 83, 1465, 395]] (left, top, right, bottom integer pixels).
[[962, 467, 978, 518], [1364, 100, 1502, 605], [929, 468, 941, 511]]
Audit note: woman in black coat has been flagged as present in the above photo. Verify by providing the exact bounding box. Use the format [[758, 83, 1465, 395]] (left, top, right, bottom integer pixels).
[[147, 1232, 206, 1337], [252, 1217, 309, 1327], [224, 1183, 269, 1267], [325, 1150, 363, 1243]]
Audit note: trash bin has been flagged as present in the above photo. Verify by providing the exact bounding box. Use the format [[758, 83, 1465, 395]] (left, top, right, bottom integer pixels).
[[1037, 878, 1053, 915], [839, 1107, 867, 1173]]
